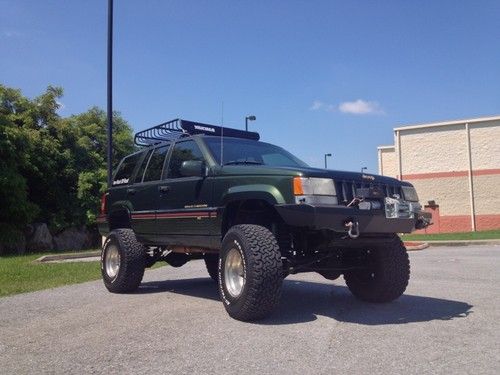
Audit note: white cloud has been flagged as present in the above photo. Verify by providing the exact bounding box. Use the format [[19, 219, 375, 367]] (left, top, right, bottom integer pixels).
[[338, 99, 384, 115], [309, 100, 335, 112]]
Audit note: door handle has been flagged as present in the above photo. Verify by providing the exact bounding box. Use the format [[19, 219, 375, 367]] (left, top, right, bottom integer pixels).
[[126, 188, 136, 195], [158, 185, 171, 193]]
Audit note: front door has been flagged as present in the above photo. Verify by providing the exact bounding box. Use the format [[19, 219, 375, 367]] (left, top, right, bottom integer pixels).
[[156, 139, 214, 238]]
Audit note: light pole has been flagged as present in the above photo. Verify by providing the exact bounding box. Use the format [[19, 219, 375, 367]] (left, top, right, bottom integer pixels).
[[324, 153, 332, 169], [361, 167, 367, 174], [245, 115, 256, 131], [106, 0, 113, 187]]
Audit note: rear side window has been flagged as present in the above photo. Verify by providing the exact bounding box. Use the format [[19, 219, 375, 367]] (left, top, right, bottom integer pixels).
[[134, 149, 153, 183], [113, 152, 141, 186], [143, 146, 169, 182], [167, 140, 205, 178]]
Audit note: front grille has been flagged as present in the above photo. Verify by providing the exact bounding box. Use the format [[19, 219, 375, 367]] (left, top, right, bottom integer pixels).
[[335, 180, 403, 205]]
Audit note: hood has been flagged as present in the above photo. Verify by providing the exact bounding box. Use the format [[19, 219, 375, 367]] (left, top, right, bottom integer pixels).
[[216, 165, 411, 186]]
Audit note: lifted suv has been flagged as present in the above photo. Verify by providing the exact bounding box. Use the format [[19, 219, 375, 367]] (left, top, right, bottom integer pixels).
[[98, 119, 430, 321]]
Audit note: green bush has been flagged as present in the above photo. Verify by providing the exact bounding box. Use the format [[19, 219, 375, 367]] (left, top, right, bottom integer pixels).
[[0, 84, 135, 254]]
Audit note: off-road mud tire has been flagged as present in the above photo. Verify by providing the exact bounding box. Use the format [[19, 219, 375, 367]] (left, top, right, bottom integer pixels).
[[344, 235, 410, 303], [101, 229, 146, 293], [218, 224, 283, 321]]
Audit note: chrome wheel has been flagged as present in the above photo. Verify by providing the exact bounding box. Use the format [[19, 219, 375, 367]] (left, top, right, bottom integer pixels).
[[105, 244, 120, 279], [224, 248, 245, 298]]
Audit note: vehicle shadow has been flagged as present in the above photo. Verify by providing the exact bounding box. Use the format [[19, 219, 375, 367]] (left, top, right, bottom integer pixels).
[[138, 278, 473, 326]]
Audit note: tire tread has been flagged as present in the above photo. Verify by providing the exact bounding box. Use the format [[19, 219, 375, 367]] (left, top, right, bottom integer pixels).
[[220, 224, 283, 321], [102, 229, 146, 293], [344, 235, 410, 303]]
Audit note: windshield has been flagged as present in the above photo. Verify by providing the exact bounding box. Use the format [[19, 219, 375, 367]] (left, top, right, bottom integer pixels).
[[204, 137, 309, 168]]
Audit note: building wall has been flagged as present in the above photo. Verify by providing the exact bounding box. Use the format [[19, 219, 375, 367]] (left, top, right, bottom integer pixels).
[[378, 117, 500, 233], [377, 147, 397, 178], [470, 122, 500, 169], [397, 124, 469, 175]]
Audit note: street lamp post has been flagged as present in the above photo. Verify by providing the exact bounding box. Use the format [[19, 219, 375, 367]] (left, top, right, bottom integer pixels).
[[106, 0, 113, 188], [245, 115, 256, 131], [324, 153, 332, 169]]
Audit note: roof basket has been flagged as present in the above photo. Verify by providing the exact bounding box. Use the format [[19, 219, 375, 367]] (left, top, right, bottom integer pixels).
[[134, 119, 260, 146]]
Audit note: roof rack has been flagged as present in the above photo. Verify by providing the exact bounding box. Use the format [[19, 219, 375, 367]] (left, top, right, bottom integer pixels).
[[134, 119, 260, 146]]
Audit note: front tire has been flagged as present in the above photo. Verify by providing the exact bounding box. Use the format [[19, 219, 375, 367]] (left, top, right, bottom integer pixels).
[[344, 235, 410, 303], [218, 224, 283, 321], [101, 229, 146, 293]]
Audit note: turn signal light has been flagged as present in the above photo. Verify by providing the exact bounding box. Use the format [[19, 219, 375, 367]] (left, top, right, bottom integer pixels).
[[293, 177, 305, 195]]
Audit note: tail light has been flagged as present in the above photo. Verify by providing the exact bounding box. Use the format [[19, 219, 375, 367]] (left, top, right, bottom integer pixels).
[[100, 193, 108, 215]]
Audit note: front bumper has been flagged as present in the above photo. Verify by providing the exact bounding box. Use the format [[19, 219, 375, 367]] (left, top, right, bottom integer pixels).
[[275, 204, 430, 234]]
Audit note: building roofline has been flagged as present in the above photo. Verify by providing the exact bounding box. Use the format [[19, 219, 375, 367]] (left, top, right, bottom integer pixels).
[[394, 115, 500, 132], [377, 145, 395, 150]]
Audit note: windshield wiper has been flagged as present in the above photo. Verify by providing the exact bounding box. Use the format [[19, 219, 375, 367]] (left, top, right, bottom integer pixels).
[[223, 160, 264, 166]]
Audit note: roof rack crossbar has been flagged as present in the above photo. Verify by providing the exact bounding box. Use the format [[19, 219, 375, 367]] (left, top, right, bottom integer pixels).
[[134, 118, 260, 146]]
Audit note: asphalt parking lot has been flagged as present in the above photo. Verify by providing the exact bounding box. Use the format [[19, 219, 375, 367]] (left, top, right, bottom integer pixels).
[[1, 245, 499, 374]]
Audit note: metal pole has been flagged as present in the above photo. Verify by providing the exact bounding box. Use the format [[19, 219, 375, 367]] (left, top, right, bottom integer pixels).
[[107, 0, 113, 188], [245, 117, 248, 132]]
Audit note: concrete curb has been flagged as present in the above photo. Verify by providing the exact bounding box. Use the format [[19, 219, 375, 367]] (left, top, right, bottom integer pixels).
[[36, 250, 100, 263], [425, 240, 500, 247], [404, 242, 429, 251]]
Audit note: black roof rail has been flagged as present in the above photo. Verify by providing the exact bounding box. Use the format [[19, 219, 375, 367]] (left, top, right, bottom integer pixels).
[[134, 119, 260, 146]]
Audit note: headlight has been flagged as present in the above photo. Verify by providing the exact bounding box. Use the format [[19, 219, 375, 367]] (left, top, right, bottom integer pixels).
[[293, 177, 336, 196], [402, 186, 419, 202]]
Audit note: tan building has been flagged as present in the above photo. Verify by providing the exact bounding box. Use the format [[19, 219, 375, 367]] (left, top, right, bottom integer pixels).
[[378, 116, 500, 233]]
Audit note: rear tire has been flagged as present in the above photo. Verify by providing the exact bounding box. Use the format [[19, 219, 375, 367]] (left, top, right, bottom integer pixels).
[[204, 253, 219, 282], [344, 235, 410, 303], [218, 224, 283, 321], [101, 229, 146, 293]]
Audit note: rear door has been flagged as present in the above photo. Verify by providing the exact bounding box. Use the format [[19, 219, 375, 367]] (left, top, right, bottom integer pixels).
[[129, 144, 170, 243], [156, 139, 215, 238]]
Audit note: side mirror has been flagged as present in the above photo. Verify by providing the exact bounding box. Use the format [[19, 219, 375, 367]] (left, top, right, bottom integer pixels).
[[179, 160, 206, 177]]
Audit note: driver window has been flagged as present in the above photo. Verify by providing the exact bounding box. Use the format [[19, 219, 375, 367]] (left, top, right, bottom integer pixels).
[[167, 140, 205, 178]]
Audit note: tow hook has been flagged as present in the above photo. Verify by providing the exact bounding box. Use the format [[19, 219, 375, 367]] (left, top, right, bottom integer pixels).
[[345, 220, 360, 239]]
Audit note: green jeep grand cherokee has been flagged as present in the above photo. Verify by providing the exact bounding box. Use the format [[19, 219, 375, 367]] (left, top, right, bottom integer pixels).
[[97, 119, 430, 321]]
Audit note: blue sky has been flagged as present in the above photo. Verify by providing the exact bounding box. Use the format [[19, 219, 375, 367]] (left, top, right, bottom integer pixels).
[[1, 1, 499, 171]]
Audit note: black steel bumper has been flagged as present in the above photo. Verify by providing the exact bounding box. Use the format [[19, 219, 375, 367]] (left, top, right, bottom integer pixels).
[[275, 204, 427, 234]]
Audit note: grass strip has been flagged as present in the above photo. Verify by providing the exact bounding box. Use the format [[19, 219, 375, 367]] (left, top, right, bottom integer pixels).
[[401, 229, 500, 241], [0, 251, 165, 297]]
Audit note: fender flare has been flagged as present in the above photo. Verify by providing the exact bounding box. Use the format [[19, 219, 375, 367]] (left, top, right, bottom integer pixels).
[[220, 184, 286, 207]]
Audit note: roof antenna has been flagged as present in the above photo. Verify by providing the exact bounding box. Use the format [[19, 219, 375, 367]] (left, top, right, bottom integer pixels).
[[220, 101, 224, 166]]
